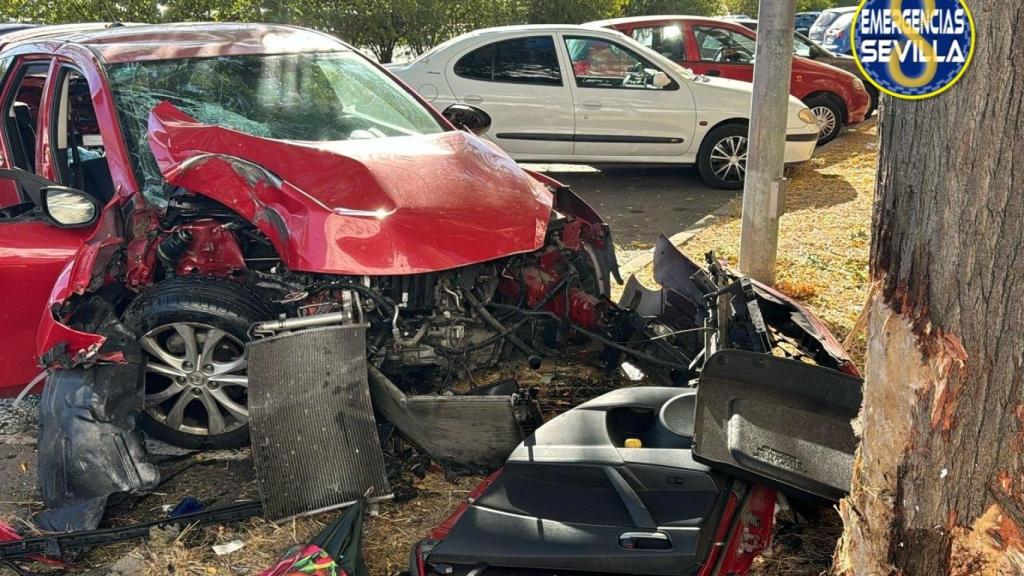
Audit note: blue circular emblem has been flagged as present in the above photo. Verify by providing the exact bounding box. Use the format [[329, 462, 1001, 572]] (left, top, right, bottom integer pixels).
[[852, 0, 975, 99]]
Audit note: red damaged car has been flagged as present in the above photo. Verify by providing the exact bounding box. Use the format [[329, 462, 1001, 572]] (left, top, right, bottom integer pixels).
[[0, 21, 625, 530], [0, 23, 863, 575], [0, 22, 616, 440]]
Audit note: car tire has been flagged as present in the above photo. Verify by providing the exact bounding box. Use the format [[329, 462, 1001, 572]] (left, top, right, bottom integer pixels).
[[697, 123, 748, 190], [805, 95, 843, 145], [122, 276, 272, 450], [866, 86, 880, 117]]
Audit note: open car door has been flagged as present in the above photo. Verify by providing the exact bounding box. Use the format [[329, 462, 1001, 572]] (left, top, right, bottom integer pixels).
[[693, 349, 862, 501]]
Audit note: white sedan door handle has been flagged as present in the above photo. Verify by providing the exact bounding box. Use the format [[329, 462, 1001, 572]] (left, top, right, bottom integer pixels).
[[582, 101, 602, 110], [464, 95, 484, 104]]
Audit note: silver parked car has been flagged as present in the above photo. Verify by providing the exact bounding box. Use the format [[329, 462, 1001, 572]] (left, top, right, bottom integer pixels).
[[808, 6, 856, 43]]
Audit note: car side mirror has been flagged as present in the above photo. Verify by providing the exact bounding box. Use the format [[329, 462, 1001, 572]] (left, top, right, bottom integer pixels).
[[443, 104, 491, 136], [42, 186, 99, 228], [652, 71, 672, 89]]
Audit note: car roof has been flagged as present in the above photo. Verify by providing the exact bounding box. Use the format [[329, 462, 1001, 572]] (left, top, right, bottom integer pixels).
[[0, 23, 39, 34], [0, 22, 349, 64], [588, 15, 738, 28], [444, 23, 616, 37], [414, 23, 625, 55], [821, 6, 857, 14]]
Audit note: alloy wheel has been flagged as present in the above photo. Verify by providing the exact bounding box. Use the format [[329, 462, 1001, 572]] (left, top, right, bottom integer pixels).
[[709, 134, 748, 184], [812, 105, 838, 140], [140, 322, 249, 437]]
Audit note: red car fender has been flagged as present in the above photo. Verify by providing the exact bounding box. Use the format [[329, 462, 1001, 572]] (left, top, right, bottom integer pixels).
[[35, 201, 124, 368], [796, 68, 870, 124], [36, 260, 108, 368]]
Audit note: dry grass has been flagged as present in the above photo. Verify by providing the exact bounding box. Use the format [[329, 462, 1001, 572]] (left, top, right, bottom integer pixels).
[[633, 118, 879, 369], [71, 358, 620, 576]]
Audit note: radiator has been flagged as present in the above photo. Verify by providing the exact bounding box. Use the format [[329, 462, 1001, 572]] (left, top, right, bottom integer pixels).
[[247, 324, 391, 520]]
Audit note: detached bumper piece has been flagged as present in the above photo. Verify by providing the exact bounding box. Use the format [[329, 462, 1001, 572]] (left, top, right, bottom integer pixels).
[[248, 324, 391, 520], [36, 362, 159, 532]]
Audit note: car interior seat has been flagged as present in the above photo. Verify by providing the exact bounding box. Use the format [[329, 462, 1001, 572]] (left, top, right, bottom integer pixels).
[[7, 102, 36, 171]]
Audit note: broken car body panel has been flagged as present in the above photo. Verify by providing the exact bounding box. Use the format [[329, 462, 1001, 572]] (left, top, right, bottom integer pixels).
[[627, 235, 858, 377], [147, 101, 554, 275], [36, 361, 159, 532], [693, 349, 862, 501], [413, 387, 782, 576], [411, 241, 864, 576]]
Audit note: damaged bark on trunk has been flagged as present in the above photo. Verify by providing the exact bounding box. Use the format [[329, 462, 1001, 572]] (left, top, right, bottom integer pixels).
[[836, 2, 1024, 573]]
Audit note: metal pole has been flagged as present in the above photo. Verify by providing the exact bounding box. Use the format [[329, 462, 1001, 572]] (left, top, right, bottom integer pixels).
[[738, 0, 798, 285]]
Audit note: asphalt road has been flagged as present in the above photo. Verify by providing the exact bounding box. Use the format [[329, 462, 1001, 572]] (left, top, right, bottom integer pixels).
[[524, 163, 737, 249]]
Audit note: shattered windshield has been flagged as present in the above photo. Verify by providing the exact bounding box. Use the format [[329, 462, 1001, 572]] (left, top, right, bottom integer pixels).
[[106, 52, 444, 206]]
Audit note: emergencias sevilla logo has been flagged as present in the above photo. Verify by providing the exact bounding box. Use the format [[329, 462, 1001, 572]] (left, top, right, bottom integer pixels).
[[852, 0, 975, 99]]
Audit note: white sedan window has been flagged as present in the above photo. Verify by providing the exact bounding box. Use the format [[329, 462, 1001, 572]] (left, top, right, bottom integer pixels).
[[564, 37, 676, 90]]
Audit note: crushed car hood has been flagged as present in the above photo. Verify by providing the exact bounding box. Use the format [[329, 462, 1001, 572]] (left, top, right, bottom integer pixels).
[[148, 102, 554, 275]]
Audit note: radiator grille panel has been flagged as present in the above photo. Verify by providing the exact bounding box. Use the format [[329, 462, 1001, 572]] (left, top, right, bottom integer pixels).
[[247, 324, 391, 520]]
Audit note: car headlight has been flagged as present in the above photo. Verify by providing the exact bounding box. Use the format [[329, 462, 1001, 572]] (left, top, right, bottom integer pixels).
[[852, 78, 866, 92], [798, 108, 816, 124]]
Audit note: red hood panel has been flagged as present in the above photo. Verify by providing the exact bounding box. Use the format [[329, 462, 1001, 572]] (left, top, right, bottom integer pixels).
[[147, 102, 553, 275]]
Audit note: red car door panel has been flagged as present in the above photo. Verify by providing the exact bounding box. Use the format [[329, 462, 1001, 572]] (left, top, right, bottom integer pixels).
[[0, 216, 91, 393], [685, 24, 757, 82]]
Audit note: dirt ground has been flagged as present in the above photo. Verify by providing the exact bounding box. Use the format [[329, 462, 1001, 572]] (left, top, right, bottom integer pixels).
[[0, 120, 878, 576]]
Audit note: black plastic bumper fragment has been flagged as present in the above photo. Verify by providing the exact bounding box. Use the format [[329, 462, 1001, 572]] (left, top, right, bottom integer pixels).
[[0, 500, 262, 560], [36, 362, 159, 532], [693, 349, 863, 501]]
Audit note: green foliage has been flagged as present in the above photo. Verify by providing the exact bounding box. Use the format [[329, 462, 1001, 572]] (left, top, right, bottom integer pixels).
[[402, 0, 523, 56], [721, 0, 857, 17], [160, 0, 266, 22], [520, 0, 625, 24], [623, 0, 725, 17], [0, 0, 160, 23], [0, 0, 862, 64], [720, 0, 757, 16]]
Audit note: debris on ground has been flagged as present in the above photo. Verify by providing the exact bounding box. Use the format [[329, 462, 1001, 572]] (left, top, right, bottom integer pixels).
[[258, 499, 368, 576], [211, 539, 244, 556], [629, 119, 879, 575], [0, 121, 878, 575], [633, 118, 878, 370]]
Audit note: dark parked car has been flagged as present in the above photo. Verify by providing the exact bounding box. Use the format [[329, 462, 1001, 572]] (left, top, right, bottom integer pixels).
[[808, 6, 855, 43], [795, 11, 820, 35]]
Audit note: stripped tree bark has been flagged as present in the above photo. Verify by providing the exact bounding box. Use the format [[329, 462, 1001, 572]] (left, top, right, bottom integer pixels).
[[836, 1, 1024, 574]]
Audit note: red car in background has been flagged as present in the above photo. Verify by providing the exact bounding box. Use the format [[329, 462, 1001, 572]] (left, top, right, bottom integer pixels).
[[591, 16, 870, 144]]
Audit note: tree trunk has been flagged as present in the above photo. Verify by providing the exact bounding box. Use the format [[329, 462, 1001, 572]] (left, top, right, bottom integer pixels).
[[836, 2, 1024, 574]]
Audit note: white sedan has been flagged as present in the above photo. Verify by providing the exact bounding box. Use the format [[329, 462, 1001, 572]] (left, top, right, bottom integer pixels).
[[389, 24, 819, 189]]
